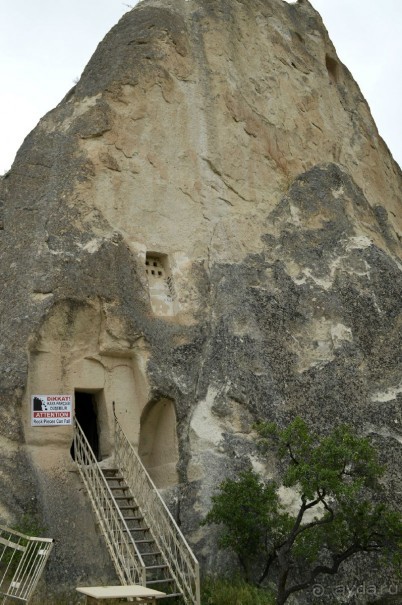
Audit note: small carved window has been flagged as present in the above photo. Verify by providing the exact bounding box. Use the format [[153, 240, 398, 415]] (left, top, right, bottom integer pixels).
[[145, 257, 165, 278], [145, 253, 177, 316], [325, 55, 339, 84]]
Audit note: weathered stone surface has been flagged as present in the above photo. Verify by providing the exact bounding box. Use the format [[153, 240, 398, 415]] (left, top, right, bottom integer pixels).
[[0, 0, 401, 600]]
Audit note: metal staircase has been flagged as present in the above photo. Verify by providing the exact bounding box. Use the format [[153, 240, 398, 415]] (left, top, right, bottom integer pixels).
[[102, 469, 182, 599], [73, 409, 200, 605]]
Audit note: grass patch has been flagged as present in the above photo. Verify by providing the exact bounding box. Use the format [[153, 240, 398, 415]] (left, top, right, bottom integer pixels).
[[201, 576, 275, 605]]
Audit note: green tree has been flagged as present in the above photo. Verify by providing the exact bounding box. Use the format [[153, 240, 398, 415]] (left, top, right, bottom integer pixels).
[[203, 418, 402, 605]]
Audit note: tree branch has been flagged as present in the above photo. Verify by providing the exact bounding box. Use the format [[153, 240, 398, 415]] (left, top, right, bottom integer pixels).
[[292, 491, 334, 539], [283, 543, 362, 601], [257, 551, 276, 586], [287, 442, 299, 465]]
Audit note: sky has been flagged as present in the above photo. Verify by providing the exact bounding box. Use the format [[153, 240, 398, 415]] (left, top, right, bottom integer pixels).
[[0, 0, 401, 173]]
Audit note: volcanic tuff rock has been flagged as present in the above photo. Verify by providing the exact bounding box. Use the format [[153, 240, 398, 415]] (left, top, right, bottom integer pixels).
[[0, 0, 401, 599]]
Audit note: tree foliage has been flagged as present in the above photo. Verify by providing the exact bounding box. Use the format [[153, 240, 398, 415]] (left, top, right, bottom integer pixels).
[[203, 418, 402, 605]]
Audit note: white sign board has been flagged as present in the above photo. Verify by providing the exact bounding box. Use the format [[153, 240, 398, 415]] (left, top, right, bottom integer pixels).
[[31, 395, 72, 426]]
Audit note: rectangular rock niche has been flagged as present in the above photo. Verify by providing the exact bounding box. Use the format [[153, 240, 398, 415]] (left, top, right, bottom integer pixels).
[[145, 252, 177, 316]]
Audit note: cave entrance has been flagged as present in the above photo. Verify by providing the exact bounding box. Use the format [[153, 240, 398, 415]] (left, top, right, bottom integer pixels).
[[71, 391, 100, 461]]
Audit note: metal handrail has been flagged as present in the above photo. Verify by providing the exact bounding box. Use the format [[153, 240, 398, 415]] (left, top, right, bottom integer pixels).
[[113, 408, 200, 605], [0, 524, 54, 604], [73, 418, 146, 586]]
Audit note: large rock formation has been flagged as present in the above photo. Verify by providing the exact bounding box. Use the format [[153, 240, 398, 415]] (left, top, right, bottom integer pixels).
[[0, 0, 401, 600]]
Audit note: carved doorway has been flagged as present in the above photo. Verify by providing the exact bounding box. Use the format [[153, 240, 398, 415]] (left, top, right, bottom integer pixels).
[[71, 391, 100, 461]]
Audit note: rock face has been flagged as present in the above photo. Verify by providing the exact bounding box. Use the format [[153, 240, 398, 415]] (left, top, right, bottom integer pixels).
[[0, 0, 401, 599]]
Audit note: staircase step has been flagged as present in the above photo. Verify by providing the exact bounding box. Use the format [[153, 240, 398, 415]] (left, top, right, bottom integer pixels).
[[109, 485, 129, 491], [103, 473, 125, 481], [128, 527, 150, 532], [119, 506, 140, 512], [141, 552, 162, 557], [132, 539, 155, 544], [147, 578, 175, 586], [123, 516, 145, 521], [145, 564, 169, 570]]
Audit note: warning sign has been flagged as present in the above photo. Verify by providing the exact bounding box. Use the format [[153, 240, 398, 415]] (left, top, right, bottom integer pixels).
[[31, 395, 72, 426]]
